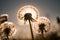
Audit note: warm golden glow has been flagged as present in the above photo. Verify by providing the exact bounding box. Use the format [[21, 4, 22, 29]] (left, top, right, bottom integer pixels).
[[17, 5, 39, 22], [0, 14, 8, 18], [33, 17, 51, 34], [1, 22, 15, 37]]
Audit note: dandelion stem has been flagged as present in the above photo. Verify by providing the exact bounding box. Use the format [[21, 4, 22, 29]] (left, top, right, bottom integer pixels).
[[7, 35, 9, 40], [29, 20, 34, 40]]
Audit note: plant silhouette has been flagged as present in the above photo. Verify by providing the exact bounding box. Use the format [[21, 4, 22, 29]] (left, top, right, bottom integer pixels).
[[24, 13, 36, 24], [0, 16, 7, 24], [3, 27, 11, 40], [0, 15, 8, 40], [56, 16, 60, 24], [39, 23, 47, 35], [38, 23, 47, 40], [24, 13, 36, 40]]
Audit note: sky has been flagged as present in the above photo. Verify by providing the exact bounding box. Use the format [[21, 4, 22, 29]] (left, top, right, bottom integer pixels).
[[0, 0, 60, 39]]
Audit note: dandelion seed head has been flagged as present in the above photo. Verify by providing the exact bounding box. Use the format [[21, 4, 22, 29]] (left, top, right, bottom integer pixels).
[[17, 5, 39, 23], [33, 17, 51, 34], [1, 22, 15, 37]]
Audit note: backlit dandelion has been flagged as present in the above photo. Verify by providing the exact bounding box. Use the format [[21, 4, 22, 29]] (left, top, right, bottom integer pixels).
[[0, 14, 8, 40], [33, 17, 51, 35], [17, 5, 39, 23], [0, 14, 8, 24], [1, 22, 15, 40], [17, 5, 39, 40]]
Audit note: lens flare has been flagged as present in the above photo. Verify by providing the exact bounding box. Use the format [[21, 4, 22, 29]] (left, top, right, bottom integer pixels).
[[1, 22, 15, 37], [17, 5, 39, 22], [33, 17, 51, 34]]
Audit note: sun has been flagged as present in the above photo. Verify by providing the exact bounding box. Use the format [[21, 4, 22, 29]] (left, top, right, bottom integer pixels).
[[17, 5, 39, 22]]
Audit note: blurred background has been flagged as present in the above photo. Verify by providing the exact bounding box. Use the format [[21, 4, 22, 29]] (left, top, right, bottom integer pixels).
[[0, 0, 60, 40]]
